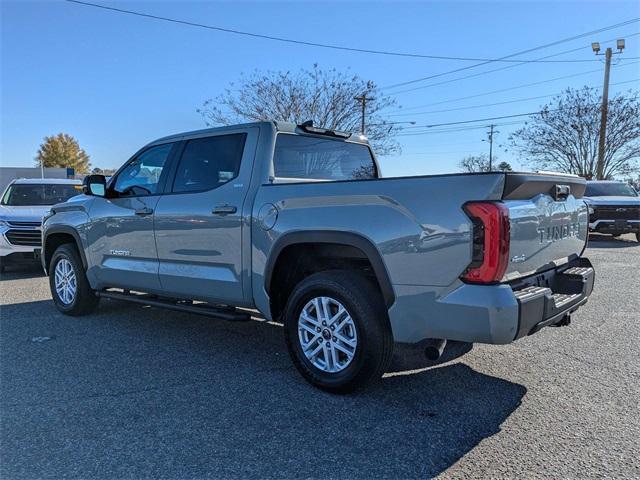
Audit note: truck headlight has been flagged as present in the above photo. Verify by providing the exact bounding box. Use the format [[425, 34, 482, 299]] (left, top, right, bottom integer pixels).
[[588, 206, 595, 215]]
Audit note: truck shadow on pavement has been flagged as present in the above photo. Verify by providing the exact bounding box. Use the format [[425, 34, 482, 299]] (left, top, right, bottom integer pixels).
[[587, 233, 639, 248], [1, 298, 527, 479], [0, 263, 45, 280]]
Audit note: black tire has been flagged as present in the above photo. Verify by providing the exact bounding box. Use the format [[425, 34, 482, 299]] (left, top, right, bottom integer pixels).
[[283, 270, 393, 393], [49, 243, 99, 316], [636, 232, 640, 242]]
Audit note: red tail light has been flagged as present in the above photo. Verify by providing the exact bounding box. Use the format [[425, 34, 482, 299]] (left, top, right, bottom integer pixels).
[[462, 202, 510, 284]]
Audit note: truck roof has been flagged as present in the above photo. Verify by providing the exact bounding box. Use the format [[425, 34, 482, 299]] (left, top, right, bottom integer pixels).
[[10, 178, 82, 185], [147, 120, 368, 148]]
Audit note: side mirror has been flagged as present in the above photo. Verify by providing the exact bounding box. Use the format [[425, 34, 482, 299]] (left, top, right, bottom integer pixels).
[[83, 174, 107, 197]]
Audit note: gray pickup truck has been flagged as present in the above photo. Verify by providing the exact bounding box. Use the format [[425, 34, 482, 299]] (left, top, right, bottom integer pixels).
[[42, 121, 595, 391]]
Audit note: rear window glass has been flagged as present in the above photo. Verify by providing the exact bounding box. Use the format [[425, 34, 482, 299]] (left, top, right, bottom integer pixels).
[[273, 134, 377, 181], [585, 183, 638, 197], [172, 134, 247, 193]]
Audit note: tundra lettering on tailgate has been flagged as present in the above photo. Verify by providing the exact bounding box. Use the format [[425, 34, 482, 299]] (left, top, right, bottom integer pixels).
[[537, 223, 580, 244]]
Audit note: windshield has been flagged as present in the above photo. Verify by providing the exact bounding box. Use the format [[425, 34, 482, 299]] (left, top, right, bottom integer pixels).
[[273, 134, 377, 181], [585, 183, 638, 197], [1, 183, 82, 206]]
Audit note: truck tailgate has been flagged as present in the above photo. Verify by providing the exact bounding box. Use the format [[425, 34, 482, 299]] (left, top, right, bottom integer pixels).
[[502, 173, 588, 281]]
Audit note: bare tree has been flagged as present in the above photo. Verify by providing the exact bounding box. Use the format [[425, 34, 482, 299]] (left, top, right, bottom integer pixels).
[[459, 154, 490, 172], [509, 87, 640, 179], [197, 64, 401, 156], [458, 153, 513, 173], [624, 174, 640, 191], [459, 154, 511, 172]]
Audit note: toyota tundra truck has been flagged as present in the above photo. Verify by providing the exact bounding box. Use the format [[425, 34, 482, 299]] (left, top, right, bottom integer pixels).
[[41, 121, 595, 392]]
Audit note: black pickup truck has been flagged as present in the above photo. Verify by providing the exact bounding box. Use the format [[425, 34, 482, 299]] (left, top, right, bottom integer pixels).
[[584, 181, 640, 242]]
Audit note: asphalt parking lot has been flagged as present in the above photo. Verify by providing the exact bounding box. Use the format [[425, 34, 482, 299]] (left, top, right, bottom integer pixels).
[[1, 234, 638, 479]]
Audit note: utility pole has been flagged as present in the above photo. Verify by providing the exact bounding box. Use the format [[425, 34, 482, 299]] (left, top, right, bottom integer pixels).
[[486, 124, 497, 171], [592, 39, 625, 179], [354, 93, 373, 135]]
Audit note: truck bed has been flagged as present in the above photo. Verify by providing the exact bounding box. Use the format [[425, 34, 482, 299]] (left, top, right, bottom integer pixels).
[[255, 171, 588, 286]]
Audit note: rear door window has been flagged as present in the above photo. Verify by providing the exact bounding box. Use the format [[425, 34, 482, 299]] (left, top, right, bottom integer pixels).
[[172, 134, 247, 193], [273, 135, 377, 181]]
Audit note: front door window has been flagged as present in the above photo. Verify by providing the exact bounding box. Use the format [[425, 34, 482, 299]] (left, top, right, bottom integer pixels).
[[112, 143, 173, 197]]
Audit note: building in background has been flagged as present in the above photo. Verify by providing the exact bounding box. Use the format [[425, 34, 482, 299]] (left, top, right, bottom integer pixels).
[[0, 167, 76, 196]]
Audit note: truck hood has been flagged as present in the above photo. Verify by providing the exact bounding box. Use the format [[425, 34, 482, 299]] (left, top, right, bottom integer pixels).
[[584, 196, 640, 206], [0, 205, 51, 223]]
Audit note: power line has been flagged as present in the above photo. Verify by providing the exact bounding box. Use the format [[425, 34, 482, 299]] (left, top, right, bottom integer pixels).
[[396, 121, 526, 136], [388, 78, 639, 117], [402, 150, 486, 156], [396, 97, 612, 135], [403, 140, 487, 149], [411, 111, 553, 129], [395, 95, 619, 133], [383, 33, 640, 96], [380, 18, 640, 90], [392, 93, 560, 116], [66, 0, 629, 64], [388, 61, 640, 113]]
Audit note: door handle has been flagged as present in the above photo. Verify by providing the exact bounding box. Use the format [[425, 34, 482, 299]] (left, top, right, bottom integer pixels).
[[134, 207, 154, 216], [212, 204, 237, 215]]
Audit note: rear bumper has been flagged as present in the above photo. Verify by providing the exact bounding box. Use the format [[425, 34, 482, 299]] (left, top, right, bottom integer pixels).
[[388, 257, 595, 345], [512, 257, 594, 339]]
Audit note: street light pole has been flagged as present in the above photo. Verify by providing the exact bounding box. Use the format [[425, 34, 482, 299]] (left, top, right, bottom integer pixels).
[[592, 39, 625, 179], [596, 47, 612, 180]]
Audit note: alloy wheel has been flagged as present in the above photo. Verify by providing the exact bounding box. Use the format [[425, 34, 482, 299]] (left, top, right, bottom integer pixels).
[[54, 258, 77, 305], [297, 296, 358, 373]]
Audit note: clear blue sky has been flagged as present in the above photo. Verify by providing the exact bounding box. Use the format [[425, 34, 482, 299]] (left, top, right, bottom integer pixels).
[[2, 0, 639, 177]]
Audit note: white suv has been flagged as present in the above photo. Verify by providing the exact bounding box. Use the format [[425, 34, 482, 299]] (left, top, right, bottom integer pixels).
[[0, 178, 82, 272]]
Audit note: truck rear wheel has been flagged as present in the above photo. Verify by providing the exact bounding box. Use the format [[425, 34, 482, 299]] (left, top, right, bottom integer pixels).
[[283, 270, 393, 393], [49, 244, 99, 316]]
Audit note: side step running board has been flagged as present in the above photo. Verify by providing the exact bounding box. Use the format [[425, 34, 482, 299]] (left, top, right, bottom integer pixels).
[[97, 290, 251, 321]]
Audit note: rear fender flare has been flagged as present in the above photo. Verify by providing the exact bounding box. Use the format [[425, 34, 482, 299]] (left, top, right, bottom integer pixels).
[[264, 230, 395, 308]]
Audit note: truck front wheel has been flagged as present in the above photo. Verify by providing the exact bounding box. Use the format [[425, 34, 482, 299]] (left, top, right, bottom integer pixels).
[[49, 244, 99, 316], [283, 270, 393, 392]]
